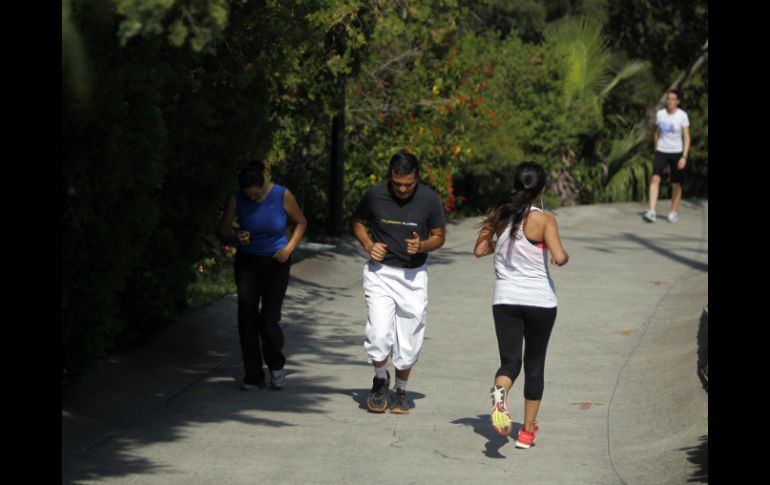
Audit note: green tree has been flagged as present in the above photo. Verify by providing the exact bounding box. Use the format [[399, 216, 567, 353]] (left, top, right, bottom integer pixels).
[[62, 0, 345, 386]]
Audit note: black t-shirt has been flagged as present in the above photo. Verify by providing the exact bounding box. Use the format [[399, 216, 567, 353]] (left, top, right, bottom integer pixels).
[[353, 182, 446, 268]]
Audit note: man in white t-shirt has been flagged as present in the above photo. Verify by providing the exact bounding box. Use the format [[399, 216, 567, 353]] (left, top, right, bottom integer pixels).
[[642, 89, 691, 223]]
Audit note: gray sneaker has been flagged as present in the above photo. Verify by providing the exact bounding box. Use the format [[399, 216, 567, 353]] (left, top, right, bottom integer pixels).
[[367, 372, 390, 413], [642, 210, 656, 222], [240, 377, 265, 391], [667, 212, 679, 223], [270, 369, 286, 390]]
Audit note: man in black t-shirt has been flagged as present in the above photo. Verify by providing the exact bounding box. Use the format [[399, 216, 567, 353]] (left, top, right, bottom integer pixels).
[[352, 151, 446, 414]]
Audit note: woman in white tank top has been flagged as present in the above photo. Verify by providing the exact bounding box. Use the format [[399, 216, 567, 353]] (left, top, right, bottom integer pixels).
[[492, 206, 558, 308], [474, 161, 569, 448]]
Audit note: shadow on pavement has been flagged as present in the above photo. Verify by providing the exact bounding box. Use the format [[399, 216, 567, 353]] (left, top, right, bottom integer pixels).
[[451, 415, 519, 459]]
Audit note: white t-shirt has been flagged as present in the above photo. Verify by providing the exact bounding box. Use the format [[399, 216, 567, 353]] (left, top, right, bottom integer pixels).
[[656, 108, 690, 153]]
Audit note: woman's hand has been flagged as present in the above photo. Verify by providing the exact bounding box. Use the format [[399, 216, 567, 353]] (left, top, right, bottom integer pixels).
[[273, 246, 292, 263], [550, 254, 569, 266], [237, 230, 251, 245], [474, 223, 496, 257]]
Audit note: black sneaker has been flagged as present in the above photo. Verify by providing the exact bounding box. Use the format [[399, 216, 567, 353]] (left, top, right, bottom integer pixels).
[[367, 371, 390, 413], [389, 388, 410, 414]]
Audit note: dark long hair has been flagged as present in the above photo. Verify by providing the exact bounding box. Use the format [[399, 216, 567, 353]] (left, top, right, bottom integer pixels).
[[483, 161, 547, 242], [238, 161, 266, 189]]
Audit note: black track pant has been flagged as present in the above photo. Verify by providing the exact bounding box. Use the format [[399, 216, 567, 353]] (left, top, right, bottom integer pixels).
[[234, 251, 290, 384], [493, 304, 557, 400]]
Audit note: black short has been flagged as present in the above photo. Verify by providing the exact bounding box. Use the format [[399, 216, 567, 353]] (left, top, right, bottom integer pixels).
[[653, 151, 685, 184]]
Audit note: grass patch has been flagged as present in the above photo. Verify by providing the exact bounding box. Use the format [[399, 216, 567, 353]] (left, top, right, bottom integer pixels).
[[184, 246, 315, 316]]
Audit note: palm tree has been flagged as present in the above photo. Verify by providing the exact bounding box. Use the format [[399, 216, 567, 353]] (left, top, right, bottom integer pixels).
[[543, 17, 650, 204], [545, 17, 649, 114], [601, 127, 649, 202]]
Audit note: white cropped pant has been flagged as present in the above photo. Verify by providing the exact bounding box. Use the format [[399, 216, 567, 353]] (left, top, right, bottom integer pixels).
[[363, 261, 429, 370]]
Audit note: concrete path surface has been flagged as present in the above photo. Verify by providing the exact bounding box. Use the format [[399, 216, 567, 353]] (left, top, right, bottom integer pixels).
[[62, 199, 708, 484]]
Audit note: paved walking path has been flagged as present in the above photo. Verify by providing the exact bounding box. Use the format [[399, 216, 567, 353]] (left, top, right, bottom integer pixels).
[[62, 200, 708, 484]]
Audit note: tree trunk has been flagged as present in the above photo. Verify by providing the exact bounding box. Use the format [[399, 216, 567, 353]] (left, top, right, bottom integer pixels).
[[329, 25, 347, 237], [552, 148, 581, 206], [329, 72, 346, 236]]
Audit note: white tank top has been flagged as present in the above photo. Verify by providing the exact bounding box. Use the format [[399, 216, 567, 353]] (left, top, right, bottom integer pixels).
[[492, 207, 557, 308]]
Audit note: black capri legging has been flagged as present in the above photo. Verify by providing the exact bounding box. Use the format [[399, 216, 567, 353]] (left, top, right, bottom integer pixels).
[[234, 251, 290, 383], [493, 304, 557, 400]]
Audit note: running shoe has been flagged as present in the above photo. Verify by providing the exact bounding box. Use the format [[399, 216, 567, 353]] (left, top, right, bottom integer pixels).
[[667, 212, 679, 223], [390, 388, 410, 414], [270, 369, 286, 390], [489, 385, 513, 437], [515, 421, 538, 449], [367, 371, 390, 413], [642, 210, 656, 222], [240, 377, 265, 391]]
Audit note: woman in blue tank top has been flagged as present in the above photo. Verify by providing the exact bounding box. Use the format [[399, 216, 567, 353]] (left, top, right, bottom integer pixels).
[[216, 161, 307, 391]]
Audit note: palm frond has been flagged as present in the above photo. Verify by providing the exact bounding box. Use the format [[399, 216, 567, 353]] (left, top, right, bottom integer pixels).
[[606, 127, 647, 178], [545, 17, 610, 102], [604, 155, 651, 202], [599, 60, 651, 99]]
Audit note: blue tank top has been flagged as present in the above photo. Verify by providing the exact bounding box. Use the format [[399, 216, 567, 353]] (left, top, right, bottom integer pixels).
[[235, 184, 289, 256]]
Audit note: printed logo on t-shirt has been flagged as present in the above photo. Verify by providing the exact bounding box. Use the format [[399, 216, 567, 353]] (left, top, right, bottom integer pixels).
[[659, 122, 677, 135], [380, 218, 418, 227]]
